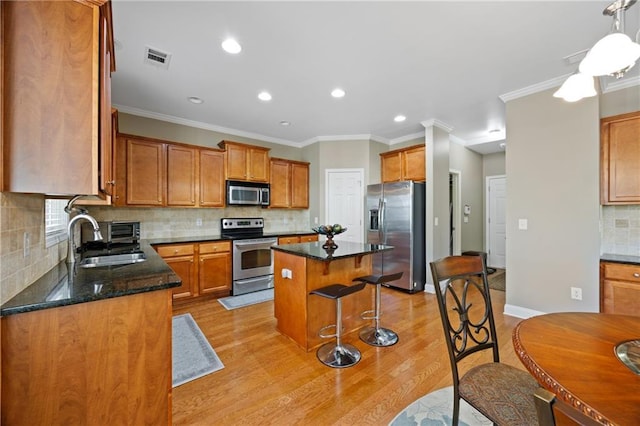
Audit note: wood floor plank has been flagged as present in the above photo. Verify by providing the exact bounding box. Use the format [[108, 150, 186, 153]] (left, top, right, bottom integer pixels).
[[172, 288, 524, 425]]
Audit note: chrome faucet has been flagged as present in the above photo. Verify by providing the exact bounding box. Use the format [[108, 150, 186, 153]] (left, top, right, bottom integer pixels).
[[66, 208, 103, 265]]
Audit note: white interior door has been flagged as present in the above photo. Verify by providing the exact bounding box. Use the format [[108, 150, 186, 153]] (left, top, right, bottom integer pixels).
[[487, 176, 506, 268], [325, 169, 364, 243]]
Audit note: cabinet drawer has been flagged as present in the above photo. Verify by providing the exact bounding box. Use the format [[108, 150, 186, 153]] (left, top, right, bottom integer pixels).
[[299, 234, 318, 243], [156, 244, 195, 258], [200, 241, 231, 254], [278, 236, 299, 244], [602, 263, 640, 283]]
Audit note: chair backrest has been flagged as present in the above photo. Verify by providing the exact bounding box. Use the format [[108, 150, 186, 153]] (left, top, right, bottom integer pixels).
[[429, 255, 500, 380]]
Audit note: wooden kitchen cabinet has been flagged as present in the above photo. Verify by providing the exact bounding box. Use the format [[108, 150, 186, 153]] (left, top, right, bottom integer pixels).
[[167, 145, 197, 206], [200, 149, 226, 207], [1, 289, 172, 425], [155, 241, 231, 303], [115, 133, 226, 208], [156, 244, 197, 300], [381, 144, 426, 183], [601, 111, 640, 204], [218, 140, 270, 182], [270, 158, 310, 209], [278, 234, 318, 244], [600, 262, 640, 316], [2, 0, 115, 195], [199, 242, 232, 295]]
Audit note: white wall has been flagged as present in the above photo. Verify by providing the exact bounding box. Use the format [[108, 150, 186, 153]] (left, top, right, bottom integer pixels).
[[504, 88, 600, 317]]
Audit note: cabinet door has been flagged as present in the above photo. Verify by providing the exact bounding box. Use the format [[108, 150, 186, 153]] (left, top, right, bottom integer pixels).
[[199, 253, 232, 294], [167, 145, 197, 206], [403, 145, 426, 181], [601, 112, 640, 204], [165, 255, 197, 299], [225, 143, 248, 180], [2, 1, 99, 194], [248, 148, 270, 182], [98, 8, 115, 197], [200, 149, 225, 207], [270, 160, 291, 208], [126, 138, 165, 206], [381, 152, 403, 183], [291, 162, 309, 208]]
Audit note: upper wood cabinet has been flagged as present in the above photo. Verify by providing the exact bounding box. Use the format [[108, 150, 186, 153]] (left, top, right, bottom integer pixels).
[[269, 158, 310, 209], [115, 133, 225, 208], [218, 140, 270, 182], [2, 0, 115, 195], [601, 111, 640, 205], [380, 144, 426, 183]]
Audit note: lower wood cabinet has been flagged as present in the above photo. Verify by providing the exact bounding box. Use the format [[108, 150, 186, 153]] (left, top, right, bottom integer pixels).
[[155, 241, 231, 302], [600, 261, 640, 316], [278, 234, 318, 244], [1, 290, 173, 425]]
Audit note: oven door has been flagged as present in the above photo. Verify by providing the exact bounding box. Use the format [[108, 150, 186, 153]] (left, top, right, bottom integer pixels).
[[232, 238, 277, 280]]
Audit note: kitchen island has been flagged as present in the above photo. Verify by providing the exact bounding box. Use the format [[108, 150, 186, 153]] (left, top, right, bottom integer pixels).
[[271, 240, 393, 351]]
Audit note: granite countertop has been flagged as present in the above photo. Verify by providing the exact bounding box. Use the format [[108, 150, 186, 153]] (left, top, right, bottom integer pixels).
[[147, 230, 318, 245], [271, 240, 393, 261], [1, 241, 181, 316], [600, 253, 640, 266]]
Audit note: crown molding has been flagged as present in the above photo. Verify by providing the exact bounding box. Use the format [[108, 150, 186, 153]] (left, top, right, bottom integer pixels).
[[601, 74, 640, 93], [499, 74, 569, 103], [421, 119, 454, 133], [113, 104, 301, 147], [389, 131, 425, 145]]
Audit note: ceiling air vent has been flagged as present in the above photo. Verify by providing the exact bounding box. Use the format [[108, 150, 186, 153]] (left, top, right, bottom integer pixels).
[[144, 46, 171, 70]]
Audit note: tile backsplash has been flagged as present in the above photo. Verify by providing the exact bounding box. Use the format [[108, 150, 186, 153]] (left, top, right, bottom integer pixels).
[[601, 205, 640, 255]]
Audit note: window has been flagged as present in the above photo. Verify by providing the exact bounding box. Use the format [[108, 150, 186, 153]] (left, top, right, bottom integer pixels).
[[45, 199, 69, 247]]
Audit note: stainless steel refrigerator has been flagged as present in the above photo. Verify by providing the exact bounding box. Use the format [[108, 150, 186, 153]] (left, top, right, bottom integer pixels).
[[366, 181, 426, 293]]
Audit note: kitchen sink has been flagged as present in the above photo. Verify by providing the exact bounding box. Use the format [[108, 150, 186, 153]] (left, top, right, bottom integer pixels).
[[79, 252, 147, 268]]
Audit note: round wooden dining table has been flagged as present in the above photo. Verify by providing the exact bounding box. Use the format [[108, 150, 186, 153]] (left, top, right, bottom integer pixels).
[[512, 312, 640, 426]]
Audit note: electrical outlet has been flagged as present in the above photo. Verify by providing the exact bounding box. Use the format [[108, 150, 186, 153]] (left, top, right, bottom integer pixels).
[[196, 218, 203, 227], [23, 232, 30, 257], [571, 287, 582, 301]]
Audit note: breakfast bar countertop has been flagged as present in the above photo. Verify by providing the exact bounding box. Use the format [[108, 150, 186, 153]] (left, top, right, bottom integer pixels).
[[271, 240, 393, 261], [0, 241, 180, 316]]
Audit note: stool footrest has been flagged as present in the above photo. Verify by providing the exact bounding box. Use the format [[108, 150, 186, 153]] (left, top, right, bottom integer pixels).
[[318, 324, 337, 339], [360, 309, 376, 321]]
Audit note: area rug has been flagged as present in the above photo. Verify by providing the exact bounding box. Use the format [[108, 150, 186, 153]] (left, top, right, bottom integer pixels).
[[172, 313, 224, 387], [389, 386, 492, 426], [218, 288, 274, 310], [488, 268, 505, 291]]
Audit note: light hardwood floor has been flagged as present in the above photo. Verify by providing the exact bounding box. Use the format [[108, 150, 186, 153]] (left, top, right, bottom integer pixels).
[[172, 287, 525, 425]]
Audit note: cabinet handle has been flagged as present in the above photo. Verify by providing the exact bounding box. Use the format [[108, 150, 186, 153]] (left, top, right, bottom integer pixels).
[[107, 180, 115, 185], [174, 250, 179, 254], [634, 273, 640, 278]]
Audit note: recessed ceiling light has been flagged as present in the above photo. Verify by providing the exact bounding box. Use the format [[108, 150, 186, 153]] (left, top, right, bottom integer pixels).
[[394, 115, 406, 122], [331, 88, 346, 98], [280, 121, 291, 126], [258, 91, 272, 101], [187, 96, 203, 104], [221, 38, 242, 54]]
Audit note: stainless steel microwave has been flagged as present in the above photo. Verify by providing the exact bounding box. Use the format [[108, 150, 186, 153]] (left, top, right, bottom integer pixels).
[[226, 180, 270, 206], [81, 220, 140, 245]]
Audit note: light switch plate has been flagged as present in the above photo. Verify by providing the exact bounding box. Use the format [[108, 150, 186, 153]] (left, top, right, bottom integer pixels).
[[518, 219, 528, 230]]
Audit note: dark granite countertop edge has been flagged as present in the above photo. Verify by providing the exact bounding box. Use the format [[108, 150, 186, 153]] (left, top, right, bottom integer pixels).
[[272, 242, 393, 262], [1, 242, 181, 316], [600, 253, 640, 265]]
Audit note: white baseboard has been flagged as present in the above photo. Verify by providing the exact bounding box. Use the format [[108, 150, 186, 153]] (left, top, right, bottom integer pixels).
[[503, 304, 545, 319]]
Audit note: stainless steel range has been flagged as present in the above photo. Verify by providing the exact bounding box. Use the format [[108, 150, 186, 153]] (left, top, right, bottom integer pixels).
[[221, 218, 277, 296]]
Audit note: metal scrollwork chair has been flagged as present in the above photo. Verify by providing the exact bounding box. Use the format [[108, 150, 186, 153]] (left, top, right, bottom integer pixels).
[[429, 254, 555, 426]]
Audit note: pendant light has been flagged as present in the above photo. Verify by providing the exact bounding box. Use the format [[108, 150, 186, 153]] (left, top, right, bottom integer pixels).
[[554, 0, 640, 102]]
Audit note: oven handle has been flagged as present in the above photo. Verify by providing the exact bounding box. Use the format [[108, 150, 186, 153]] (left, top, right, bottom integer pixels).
[[233, 240, 277, 249], [235, 275, 274, 285]]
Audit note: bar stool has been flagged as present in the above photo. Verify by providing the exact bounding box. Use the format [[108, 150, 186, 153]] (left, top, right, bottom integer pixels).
[[352, 272, 403, 347], [309, 282, 367, 368]]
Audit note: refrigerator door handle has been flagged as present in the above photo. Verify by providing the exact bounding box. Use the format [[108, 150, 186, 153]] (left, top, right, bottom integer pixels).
[[379, 198, 386, 243]]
